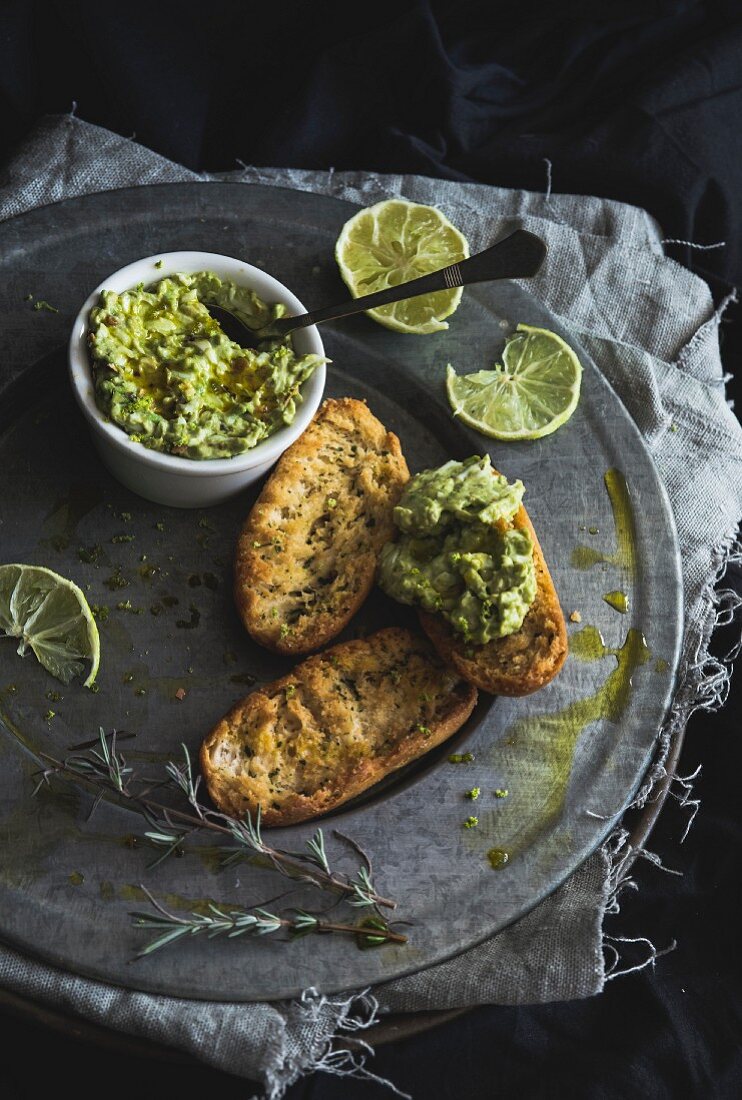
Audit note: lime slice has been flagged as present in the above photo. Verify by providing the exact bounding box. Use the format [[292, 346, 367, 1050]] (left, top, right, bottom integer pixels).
[[446, 324, 583, 440], [335, 198, 470, 334], [0, 564, 100, 687]]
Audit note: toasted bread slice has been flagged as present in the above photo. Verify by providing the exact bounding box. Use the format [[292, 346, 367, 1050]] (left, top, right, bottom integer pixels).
[[200, 627, 478, 826], [235, 398, 409, 655], [420, 505, 567, 695]]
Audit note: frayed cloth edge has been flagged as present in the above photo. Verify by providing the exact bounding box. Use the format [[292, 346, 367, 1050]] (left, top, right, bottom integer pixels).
[[599, 533, 742, 981], [261, 988, 411, 1100]]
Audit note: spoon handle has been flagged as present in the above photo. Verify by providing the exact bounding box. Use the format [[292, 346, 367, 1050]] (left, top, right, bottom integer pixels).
[[275, 228, 546, 335]]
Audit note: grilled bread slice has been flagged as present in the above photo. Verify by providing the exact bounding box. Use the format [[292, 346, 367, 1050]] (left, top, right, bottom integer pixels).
[[420, 505, 567, 695], [200, 627, 478, 826], [235, 398, 409, 655]]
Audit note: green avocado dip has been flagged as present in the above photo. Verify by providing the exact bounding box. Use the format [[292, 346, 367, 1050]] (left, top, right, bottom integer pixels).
[[378, 455, 536, 645], [87, 271, 325, 460]]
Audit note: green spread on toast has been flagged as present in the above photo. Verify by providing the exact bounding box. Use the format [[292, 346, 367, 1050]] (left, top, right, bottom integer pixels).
[[378, 455, 536, 645]]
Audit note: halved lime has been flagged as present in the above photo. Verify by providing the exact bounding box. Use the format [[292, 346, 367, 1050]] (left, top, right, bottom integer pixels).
[[446, 324, 583, 440], [0, 564, 100, 687], [335, 198, 470, 334]]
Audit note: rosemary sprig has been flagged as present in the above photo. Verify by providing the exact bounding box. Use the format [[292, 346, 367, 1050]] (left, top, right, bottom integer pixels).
[[131, 886, 407, 958], [34, 730, 396, 911]]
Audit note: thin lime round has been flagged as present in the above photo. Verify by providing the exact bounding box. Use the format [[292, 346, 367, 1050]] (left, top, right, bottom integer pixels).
[[335, 198, 470, 334], [0, 564, 100, 687], [446, 324, 583, 440]]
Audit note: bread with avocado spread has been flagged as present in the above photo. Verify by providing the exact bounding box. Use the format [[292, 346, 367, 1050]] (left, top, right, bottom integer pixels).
[[419, 505, 567, 695], [234, 398, 409, 655], [378, 455, 567, 695], [200, 627, 478, 826]]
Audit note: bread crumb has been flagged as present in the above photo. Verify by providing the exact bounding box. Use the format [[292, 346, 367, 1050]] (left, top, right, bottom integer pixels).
[[175, 687, 187, 700], [569, 610, 582, 623]]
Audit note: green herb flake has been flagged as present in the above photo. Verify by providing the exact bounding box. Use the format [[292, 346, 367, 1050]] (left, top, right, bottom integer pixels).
[[33, 299, 59, 313], [44, 709, 56, 722], [78, 544, 102, 564], [466, 787, 481, 801], [116, 600, 144, 614], [154, 259, 164, 269], [285, 684, 296, 699], [326, 497, 338, 509], [448, 752, 475, 764], [494, 788, 509, 799], [104, 567, 129, 591], [91, 604, 110, 622], [279, 623, 291, 639], [175, 605, 201, 630], [463, 815, 478, 829], [416, 723, 431, 738], [155, 521, 165, 532]]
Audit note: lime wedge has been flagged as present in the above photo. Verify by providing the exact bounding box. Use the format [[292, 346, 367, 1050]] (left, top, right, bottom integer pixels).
[[446, 324, 583, 440], [0, 564, 100, 687], [335, 198, 470, 334]]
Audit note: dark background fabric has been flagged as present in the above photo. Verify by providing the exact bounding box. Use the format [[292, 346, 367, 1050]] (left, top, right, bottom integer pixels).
[[0, 2, 740, 1096]]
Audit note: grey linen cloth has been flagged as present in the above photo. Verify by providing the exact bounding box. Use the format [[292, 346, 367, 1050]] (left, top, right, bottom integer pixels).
[[0, 116, 740, 1096]]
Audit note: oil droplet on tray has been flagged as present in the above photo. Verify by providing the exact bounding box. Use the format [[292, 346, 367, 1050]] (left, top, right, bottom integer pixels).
[[603, 590, 629, 614]]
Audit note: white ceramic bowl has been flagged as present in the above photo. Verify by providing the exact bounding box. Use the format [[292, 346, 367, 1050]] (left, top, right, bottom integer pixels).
[[68, 251, 326, 508]]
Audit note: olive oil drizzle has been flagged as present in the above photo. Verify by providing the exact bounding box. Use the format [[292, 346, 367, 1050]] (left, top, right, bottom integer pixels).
[[486, 626, 651, 864], [571, 468, 637, 576]]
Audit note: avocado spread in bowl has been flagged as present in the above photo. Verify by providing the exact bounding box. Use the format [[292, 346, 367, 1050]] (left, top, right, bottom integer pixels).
[[378, 455, 537, 644], [88, 271, 325, 460]]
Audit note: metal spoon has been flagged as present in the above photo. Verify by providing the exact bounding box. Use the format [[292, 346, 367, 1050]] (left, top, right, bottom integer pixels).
[[208, 227, 546, 348]]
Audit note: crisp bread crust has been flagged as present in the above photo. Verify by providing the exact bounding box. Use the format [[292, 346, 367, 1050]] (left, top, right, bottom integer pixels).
[[200, 627, 478, 826], [419, 504, 568, 695], [234, 398, 409, 655]]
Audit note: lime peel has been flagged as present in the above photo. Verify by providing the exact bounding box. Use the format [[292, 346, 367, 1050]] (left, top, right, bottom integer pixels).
[[0, 563, 100, 687], [335, 198, 470, 334], [446, 324, 583, 441]]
